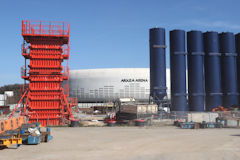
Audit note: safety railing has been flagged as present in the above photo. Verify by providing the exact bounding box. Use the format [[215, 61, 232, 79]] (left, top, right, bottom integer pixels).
[[20, 84, 28, 97], [63, 84, 69, 96], [67, 97, 78, 106], [22, 20, 70, 37], [21, 43, 30, 57], [62, 66, 69, 80], [62, 44, 69, 59], [217, 111, 240, 119], [153, 111, 240, 122], [21, 66, 29, 79]]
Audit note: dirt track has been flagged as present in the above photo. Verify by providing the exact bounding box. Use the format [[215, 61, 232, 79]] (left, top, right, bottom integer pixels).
[[1, 126, 240, 160]]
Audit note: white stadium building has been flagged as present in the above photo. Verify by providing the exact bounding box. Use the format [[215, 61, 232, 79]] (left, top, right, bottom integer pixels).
[[69, 68, 171, 103]]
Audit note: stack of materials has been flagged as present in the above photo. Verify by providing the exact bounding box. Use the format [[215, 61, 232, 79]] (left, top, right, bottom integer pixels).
[[116, 104, 158, 121], [174, 112, 240, 129], [216, 112, 240, 128], [0, 116, 26, 134], [20, 122, 53, 144], [174, 121, 223, 129], [0, 122, 53, 149]]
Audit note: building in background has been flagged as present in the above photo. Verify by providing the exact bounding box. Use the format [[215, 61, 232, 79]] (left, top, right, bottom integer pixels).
[[69, 68, 171, 106], [0, 91, 14, 106]]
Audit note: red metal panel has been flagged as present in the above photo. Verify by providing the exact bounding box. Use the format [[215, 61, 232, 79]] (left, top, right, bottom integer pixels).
[[19, 20, 75, 126]]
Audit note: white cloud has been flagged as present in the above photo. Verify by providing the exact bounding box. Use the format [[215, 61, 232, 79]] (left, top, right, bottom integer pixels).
[[191, 20, 240, 30]]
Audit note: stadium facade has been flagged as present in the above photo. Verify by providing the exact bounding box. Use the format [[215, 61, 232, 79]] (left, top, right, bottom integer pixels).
[[69, 68, 170, 102]]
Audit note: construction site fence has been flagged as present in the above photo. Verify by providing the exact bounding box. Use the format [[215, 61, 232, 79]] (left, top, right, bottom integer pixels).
[[153, 111, 240, 122]]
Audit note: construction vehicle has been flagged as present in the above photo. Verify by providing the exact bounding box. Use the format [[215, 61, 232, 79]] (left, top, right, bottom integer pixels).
[[0, 136, 22, 149], [212, 105, 239, 112]]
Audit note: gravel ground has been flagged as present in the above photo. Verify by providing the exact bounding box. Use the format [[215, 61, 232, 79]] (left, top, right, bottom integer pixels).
[[1, 126, 240, 160]]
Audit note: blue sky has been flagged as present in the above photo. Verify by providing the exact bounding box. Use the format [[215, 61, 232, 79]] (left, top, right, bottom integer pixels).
[[0, 0, 239, 86]]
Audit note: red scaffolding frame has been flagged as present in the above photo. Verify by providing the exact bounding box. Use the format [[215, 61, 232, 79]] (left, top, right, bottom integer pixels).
[[9, 20, 77, 126]]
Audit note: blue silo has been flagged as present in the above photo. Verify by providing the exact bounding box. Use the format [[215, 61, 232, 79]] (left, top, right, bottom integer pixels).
[[204, 32, 222, 111], [149, 28, 167, 104], [219, 32, 238, 107], [170, 30, 188, 111], [235, 33, 240, 105], [187, 31, 205, 111]]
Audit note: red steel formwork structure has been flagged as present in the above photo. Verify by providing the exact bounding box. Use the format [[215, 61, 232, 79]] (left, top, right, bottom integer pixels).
[[9, 20, 77, 126]]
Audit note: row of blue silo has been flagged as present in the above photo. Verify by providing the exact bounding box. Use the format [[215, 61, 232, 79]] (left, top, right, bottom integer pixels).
[[149, 28, 167, 104], [169, 30, 188, 111], [236, 34, 240, 104], [150, 28, 240, 111], [204, 32, 222, 111]]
